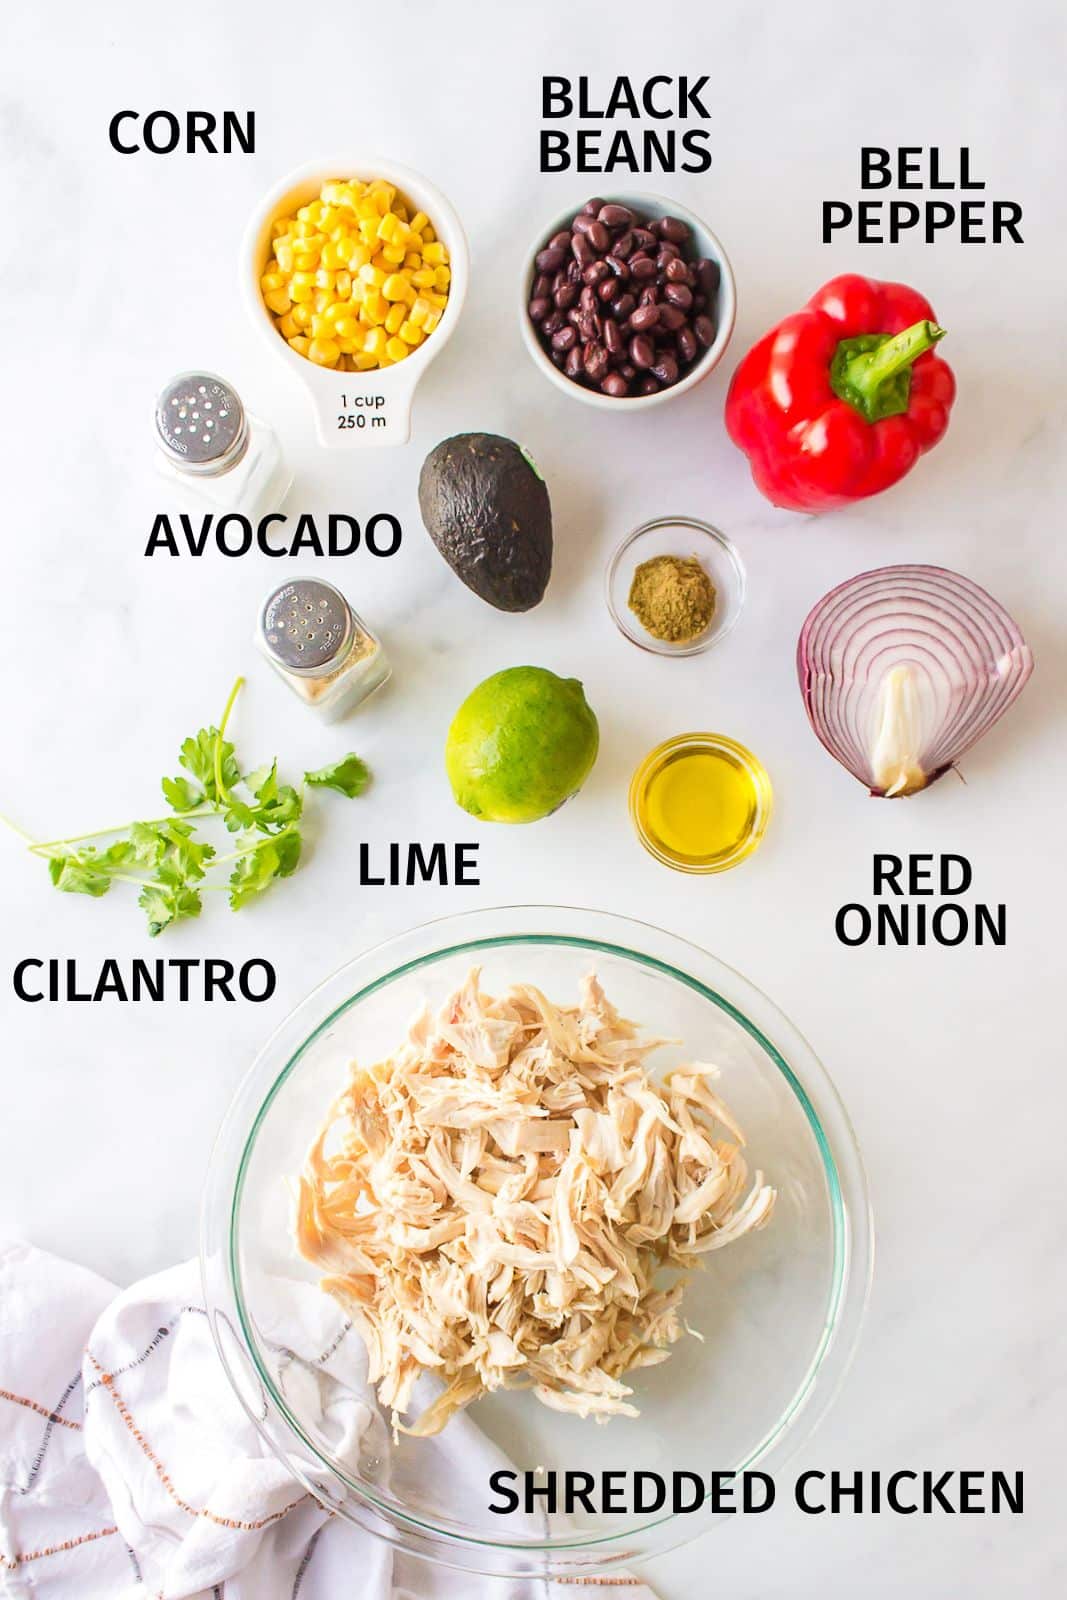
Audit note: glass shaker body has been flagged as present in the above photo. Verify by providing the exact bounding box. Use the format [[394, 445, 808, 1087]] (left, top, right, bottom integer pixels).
[[255, 578, 390, 722], [154, 372, 292, 517]]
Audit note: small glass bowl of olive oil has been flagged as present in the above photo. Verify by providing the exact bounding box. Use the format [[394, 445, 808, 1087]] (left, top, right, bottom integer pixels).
[[629, 733, 773, 874]]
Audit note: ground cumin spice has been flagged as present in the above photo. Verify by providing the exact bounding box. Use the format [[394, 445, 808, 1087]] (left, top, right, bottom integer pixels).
[[628, 554, 716, 643]]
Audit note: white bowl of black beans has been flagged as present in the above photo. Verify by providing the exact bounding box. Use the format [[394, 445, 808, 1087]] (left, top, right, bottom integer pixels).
[[521, 193, 736, 408]]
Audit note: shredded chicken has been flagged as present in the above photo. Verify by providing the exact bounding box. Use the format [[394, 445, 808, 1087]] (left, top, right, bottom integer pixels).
[[296, 970, 775, 1435]]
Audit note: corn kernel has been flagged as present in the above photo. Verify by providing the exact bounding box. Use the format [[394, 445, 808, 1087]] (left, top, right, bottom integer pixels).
[[409, 296, 431, 327], [263, 288, 292, 315], [434, 265, 451, 290], [271, 219, 289, 239], [385, 336, 409, 362], [425, 290, 447, 310], [289, 281, 313, 303], [382, 273, 415, 303], [423, 241, 448, 266], [274, 241, 294, 272], [291, 304, 312, 328], [421, 224, 436, 244], [315, 268, 336, 290], [422, 308, 441, 333], [352, 351, 378, 370], [376, 211, 403, 243], [398, 319, 424, 345], [261, 270, 285, 292], [335, 270, 352, 296], [347, 244, 372, 271], [287, 335, 311, 355], [409, 211, 429, 235], [363, 288, 387, 324], [363, 327, 387, 358], [277, 311, 301, 339], [308, 337, 340, 366], [358, 263, 385, 288], [385, 302, 406, 334], [412, 268, 436, 288], [380, 242, 406, 266]]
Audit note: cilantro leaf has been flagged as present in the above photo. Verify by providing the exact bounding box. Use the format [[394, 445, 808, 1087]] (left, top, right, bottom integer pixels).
[[228, 827, 302, 910], [48, 854, 114, 897], [162, 775, 204, 813], [304, 754, 370, 799], [138, 880, 203, 937]]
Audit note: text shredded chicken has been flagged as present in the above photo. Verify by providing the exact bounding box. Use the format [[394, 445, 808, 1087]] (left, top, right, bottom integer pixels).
[[296, 970, 775, 1435]]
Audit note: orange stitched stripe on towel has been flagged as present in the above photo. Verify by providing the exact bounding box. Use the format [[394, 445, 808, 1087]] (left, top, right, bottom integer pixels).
[[86, 1353, 307, 1532], [0, 1386, 82, 1430], [0, 1525, 117, 1569]]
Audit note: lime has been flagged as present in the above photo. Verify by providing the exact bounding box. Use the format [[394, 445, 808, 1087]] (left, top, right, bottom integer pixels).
[[445, 666, 599, 823]]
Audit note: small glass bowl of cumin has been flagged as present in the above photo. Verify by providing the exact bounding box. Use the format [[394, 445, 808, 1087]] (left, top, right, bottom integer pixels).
[[606, 514, 746, 657]]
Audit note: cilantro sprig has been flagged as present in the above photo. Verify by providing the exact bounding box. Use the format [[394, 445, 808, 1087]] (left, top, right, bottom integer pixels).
[[5, 678, 371, 937]]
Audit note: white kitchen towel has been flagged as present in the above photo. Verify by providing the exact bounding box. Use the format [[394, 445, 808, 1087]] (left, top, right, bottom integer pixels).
[[0, 1240, 657, 1600]]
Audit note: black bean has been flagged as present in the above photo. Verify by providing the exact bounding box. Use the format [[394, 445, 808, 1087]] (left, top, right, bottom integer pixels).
[[584, 342, 609, 382], [572, 232, 595, 267], [664, 258, 691, 284], [629, 254, 657, 282], [610, 230, 635, 260], [597, 276, 617, 303], [566, 259, 582, 282], [636, 375, 660, 396], [677, 324, 698, 364], [551, 325, 577, 352], [533, 273, 551, 299], [587, 220, 611, 252], [638, 285, 659, 307], [695, 258, 721, 299], [580, 197, 605, 216], [664, 282, 693, 310], [550, 347, 567, 368], [630, 333, 655, 369], [598, 203, 634, 228], [572, 213, 599, 236], [619, 361, 637, 380], [549, 229, 571, 252], [542, 309, 564, 335], [579, 284, 597, 312], [565, 345, 584, 379], [630, 302, 660, 331], [583, 259, 610, 285], [656, 242, 681, 265], [555, 282, 578, 310], [694, 314, 716, 347], [605, 254, 630, 280], [611, 292, 636, 319], [604, 319, 623, 356], [660, 216, 691, 244], [657, 303, 685, 331], [601, 372, 630, 397], [567, 307, 584, 327], [536, 245, 566, 274], [631, 227, 656, 250], [528, 296, 551, 324]]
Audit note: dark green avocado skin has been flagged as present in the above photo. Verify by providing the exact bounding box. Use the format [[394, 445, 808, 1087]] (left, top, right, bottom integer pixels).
[[418, 433, 552, 613]]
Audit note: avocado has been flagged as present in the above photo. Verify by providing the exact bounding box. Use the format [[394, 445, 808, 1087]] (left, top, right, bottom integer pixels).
[[418, 433, 552, 613]]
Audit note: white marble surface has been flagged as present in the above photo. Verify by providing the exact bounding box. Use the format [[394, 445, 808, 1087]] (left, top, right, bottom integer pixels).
[[2, 1, 1065, 1594]]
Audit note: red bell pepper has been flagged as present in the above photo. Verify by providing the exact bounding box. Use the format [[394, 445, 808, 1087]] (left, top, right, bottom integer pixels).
[[725, 274, 956, 513]]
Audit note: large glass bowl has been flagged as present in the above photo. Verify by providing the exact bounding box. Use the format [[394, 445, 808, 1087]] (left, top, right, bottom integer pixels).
[[201, 907, 871, 1578]]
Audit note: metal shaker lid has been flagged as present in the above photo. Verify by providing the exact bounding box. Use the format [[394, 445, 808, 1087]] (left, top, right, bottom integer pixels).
[[260, 579, 353, 673], [155, 372, 248, 475]]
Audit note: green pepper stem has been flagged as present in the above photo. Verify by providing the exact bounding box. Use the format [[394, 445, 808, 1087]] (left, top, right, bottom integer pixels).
[[831, 320, 946, 424]]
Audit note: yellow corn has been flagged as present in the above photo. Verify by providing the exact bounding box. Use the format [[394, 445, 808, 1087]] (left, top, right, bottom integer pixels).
[[382, 273, 415, 304], [264, 177, 450, 369]]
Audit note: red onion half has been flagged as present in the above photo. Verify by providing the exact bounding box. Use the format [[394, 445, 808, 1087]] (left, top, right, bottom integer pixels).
[[797, 565, 1033, 797]]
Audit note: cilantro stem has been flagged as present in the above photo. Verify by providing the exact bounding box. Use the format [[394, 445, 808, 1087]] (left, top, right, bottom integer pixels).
[[209, 822, 298, 870], [0, 811, 37, 844], [28, 810, 213, 854], [214, 676, 244, 809]]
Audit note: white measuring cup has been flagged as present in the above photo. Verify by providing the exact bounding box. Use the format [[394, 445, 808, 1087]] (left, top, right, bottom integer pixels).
[[242, 157, 468, 448]]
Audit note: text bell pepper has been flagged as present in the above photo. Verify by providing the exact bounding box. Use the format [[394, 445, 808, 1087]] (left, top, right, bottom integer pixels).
[[725, 274, 956, 513]]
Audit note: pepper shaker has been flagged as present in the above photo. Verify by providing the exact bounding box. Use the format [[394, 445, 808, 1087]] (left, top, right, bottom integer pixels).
[[154, 372, 291, 517], [255, 578, 390, 721]]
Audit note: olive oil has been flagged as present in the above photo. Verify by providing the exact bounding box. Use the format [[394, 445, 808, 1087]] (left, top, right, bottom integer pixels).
[[630, 734, 772, 873]]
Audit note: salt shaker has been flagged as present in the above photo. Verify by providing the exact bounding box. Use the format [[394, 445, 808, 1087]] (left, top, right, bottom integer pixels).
[[256, 578, 390, 721], [154, 372, 291, 516]]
